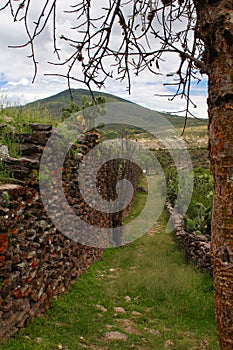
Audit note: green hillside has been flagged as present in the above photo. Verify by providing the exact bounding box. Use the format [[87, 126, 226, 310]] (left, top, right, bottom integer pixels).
[[26, 88, 131, 119], [25, 88, 207, 130]]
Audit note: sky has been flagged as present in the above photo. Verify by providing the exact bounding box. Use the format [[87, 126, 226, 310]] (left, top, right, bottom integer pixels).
[[0, 1, 208, 119]]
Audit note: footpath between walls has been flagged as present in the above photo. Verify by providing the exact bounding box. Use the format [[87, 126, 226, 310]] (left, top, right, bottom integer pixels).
[[0, 123, 141, 341]]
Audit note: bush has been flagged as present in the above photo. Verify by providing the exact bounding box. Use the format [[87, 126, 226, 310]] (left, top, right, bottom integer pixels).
[[165, 167, 213, 236]]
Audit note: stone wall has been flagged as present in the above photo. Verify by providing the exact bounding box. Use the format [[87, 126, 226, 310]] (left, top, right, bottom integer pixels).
[[166, 202, 212, 274], [0, 123, 142, 341]]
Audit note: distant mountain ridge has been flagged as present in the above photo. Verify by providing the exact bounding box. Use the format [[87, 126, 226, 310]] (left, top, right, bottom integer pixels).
[[26, 88, 207, 128]]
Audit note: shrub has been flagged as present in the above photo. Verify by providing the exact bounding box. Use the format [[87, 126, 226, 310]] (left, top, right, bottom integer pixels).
[[165, 166, 213, 236]]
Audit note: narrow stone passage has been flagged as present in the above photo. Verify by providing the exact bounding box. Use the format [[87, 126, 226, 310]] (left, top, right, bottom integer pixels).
[[1, 220, 219, 350]]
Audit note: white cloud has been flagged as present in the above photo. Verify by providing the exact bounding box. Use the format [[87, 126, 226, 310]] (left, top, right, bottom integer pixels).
[[7, 78, 30, 86], [0, 1, 208, 118]]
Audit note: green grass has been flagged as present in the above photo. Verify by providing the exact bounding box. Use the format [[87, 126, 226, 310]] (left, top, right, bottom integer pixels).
[[0, 104, 54, 159], [0, 95, 60, 151], [1, 211, 219, 350], [0, 100, 60, 180], [0, 103, 58, 133], [123, 175, 148, 225]]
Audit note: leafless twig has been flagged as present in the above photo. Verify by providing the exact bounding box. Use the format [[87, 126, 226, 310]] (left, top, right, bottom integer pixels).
[[0, 0, 206, 120]]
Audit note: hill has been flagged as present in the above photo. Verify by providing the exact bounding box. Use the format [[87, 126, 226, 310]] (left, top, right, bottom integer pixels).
[[25, 88, 207, 129], [26, 88, 131, 120]]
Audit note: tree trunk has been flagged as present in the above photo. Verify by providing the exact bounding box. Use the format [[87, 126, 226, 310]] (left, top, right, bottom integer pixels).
[[195, 1, 233, 348]]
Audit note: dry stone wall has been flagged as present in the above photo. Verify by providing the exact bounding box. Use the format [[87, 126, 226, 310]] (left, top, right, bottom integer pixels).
[[166, 202, 212, 274], [0, 123, 141, 341]]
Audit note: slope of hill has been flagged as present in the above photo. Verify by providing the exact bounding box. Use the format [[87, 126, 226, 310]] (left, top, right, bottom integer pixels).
[[25, 88, 207, 129], [26, 88, 132, 119]]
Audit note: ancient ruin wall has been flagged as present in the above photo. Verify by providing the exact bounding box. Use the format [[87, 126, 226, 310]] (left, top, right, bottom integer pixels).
[[0, 123, 141, 340], [166, 203, 212, 274]]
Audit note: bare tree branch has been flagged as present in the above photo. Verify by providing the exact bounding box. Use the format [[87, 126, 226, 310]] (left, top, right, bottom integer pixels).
[[0, 0, 206, 116]]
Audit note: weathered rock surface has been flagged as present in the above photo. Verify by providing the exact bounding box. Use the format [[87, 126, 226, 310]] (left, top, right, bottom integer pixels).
[[104, 331, 128, 341], [0, 123, 142, 341]]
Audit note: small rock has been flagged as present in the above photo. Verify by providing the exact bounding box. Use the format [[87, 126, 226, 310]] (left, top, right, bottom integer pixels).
[[114, 307, 126, 314], [124, 295, 131, 302], [129, 266, 137, 270], [117, 318, 134, 326], [195, 235, 208, 242], [104, 331, 128, 341], [3, 115, 14, 122], [29, 123, 52, 131], [23, 335, 31, 340], [36, 337, 42, 343], [124, 326, 141, 335], [105, 324, 114, 329], [0, 145, 9, 160], [95, 304, 108, 312], [0, 184, 21, 190], [131, 311, 142, 317], [165, 339, 174, 348], [55, 322, 68, 327]]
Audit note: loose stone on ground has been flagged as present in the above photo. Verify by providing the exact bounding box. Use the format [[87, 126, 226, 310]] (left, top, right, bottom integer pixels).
[[103, 331, 128, 341]]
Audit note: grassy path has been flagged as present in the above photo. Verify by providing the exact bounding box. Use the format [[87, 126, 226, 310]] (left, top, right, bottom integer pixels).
[[1, 213, 219, 350]]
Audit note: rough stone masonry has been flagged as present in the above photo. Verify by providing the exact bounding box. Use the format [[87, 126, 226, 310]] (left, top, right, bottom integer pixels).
[[0, 123, 141, 341]]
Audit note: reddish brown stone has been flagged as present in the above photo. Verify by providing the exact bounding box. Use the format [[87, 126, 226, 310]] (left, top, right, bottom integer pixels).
[[0, 127, 140, 342], [0, 234, 9, 253]]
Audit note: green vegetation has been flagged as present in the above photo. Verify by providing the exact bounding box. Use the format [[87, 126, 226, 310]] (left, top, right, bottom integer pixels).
[[25, 88, 208, 131], [0, 101, 56, 155], [185, 168, 213, 236], [177, 124, 208, 142], [165, 167, 213, 236], [163, 114, 207, 129], [0, 212, 218, 350], [0, 101, 55, 133], [26, 88, 129, 119], [0, 98, 57, 180], [0, 161, 11, 182], [123, 175, 148, 225], [62, 96, 106, 131]]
